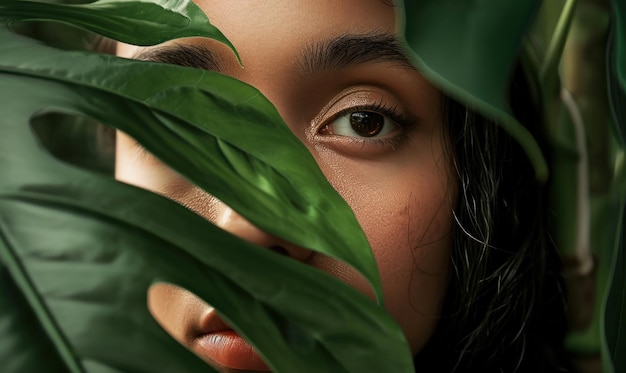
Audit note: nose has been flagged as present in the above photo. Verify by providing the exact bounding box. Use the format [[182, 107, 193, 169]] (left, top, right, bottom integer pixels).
[[215, 205, 313, 262]]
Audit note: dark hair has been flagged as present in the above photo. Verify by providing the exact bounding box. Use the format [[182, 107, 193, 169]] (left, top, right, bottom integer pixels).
[[413, 65, 569, 372]]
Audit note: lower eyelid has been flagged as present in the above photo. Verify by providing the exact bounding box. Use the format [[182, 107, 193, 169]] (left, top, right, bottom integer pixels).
[[315, 126, 412, 156], [354, 133, 410, 153]]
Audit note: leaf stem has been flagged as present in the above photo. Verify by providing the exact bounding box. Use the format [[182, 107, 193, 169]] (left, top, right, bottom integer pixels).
[[541, 0, 578, 89]]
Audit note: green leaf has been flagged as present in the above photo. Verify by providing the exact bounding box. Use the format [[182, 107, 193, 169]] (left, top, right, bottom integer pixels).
[[0, 29, 383, 303], [608, 0, 626, 147], [0, 28, 411, 371], [611, 0, 626, 91], [545, 90, 592, 265], [0, 0, 238, 60], [402, 0, 549, 181], [0, 262, 72, 373], [601, 154, 626, 371], [602, 5, 626, 364], [0, 186, 225, 372], [540, 0, 577, 89], [602, 202, 625, 373], [0, 112, 413, 372]]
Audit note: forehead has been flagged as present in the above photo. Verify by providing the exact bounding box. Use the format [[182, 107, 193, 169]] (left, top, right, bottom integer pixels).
[[119, 0, 401, 77], [195, 0, 398, 49], [195, 0, 397, 25]]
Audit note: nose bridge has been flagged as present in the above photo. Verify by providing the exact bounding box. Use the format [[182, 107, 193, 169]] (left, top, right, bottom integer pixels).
[[215, 204, 313, 262]]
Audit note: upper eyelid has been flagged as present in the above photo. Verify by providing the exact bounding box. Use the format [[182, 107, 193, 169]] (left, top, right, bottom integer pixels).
[[314, 88, 396, 120], [329, 102, 400, 125]]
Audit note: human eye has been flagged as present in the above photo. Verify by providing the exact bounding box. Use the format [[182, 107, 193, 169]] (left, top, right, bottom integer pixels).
[[316, 98, 416, 154], [323, 103, 401, 139]]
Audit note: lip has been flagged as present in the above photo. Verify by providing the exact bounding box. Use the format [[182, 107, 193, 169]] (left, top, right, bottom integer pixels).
[[193, 311, 270, 372]]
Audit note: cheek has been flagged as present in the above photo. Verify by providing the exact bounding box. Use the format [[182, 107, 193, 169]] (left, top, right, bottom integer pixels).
[[357, 176, 453, 352], [115, 132, 221, 222], [314, 148, 455, 353]]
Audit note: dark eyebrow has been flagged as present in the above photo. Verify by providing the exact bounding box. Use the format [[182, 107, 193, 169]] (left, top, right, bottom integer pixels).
[[133, 43, 224, 72], [297, 33, 414, 76]]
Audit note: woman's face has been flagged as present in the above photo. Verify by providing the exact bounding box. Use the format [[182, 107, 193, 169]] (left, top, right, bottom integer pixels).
[[115, 0, 456, 371]]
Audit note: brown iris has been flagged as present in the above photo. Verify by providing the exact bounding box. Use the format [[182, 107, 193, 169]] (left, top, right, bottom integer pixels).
[[349, 111, 385, 137]]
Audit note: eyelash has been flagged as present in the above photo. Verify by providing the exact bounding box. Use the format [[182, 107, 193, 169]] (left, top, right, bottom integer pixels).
[[321, 100, 415, 148]]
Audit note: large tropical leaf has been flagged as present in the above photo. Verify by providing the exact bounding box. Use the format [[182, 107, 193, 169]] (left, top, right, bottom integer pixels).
[[602, 203, 625, 373], [0, 261, 71, 373], [608, 0, 626, 147], [610, 0, 625, 92], [0, 29, 383, 302], [0, 0, 408, 370], [0, 18, 415, 373], [601, 1, 626, 369], [0, 101, 413, 372], [0, 0, 237, 56], [402, 0, 548, 181]]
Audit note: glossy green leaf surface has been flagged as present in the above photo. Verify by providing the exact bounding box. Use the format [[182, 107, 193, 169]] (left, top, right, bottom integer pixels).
[[607, 8, 625, 367], [402, 0, 548, 181], [0, 0, 237, 56], [609, 0, 626, 147], [0, 24, 410, 371], [0, 30, 383, 303], [0, 107, 413, 372], [0, 262, 71, 373], [611, 0, 625, 91], [603, 205, 625, 373]]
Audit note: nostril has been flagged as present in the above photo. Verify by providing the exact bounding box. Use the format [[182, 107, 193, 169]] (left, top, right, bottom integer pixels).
[[269, 245, 289, 256]]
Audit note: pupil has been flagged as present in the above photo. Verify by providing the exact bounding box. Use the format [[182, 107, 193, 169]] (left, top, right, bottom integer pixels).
[[349, 112, 384, 137]]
